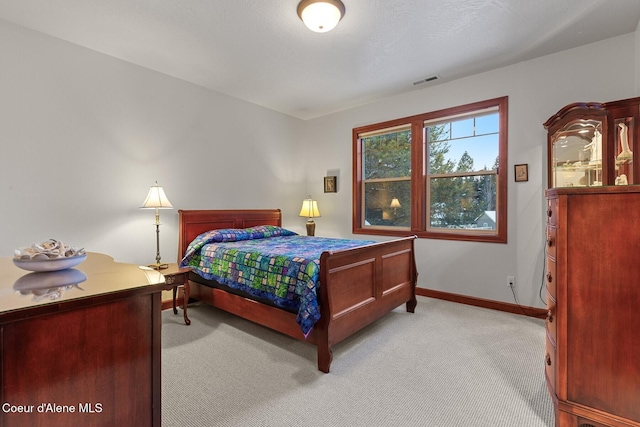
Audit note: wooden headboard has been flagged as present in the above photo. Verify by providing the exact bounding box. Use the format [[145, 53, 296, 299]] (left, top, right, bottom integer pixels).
[[177, 209, 282, 260]]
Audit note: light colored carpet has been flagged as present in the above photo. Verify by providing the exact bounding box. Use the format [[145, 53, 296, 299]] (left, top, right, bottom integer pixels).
[[162, 296, 554, 426]]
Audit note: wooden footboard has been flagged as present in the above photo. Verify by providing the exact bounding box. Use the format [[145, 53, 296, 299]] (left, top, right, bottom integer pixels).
[[316, 236, 417, 372], [178, 209, 418, 373]]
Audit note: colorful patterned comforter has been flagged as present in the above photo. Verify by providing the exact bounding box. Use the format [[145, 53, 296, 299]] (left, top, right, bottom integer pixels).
[[179, 225, 376, 336]]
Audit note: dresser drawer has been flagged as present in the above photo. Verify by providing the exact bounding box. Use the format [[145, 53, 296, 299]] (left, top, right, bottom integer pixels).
[[546, 293, 557, 346], [544, 335, 557, 391], [545, 257, 557, 300], [546, 199, 558, 226], [546, 226, 557, 260]]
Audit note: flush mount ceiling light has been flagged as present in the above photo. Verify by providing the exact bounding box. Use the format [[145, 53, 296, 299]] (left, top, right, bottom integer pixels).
[[297, 0, 346, 33]]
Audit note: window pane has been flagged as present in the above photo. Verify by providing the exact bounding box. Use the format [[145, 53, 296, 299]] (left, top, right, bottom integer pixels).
[[451, 117, 474, 139], [362, 129, 411, 180], [363, 180, 410, 228], [427, 112, 499, 173], [476, 113, 499, 134], [429, 174, 497, 230]]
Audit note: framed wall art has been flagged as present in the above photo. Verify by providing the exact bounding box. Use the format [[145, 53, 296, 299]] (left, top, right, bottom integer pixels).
[[324, 176, 337, 193], [514, 164, 528, 182]]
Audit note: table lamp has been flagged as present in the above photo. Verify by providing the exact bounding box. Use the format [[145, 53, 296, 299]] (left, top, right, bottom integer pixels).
[[390, 197, 401, 214], [299, 196, 320, 236], [141, 181, 173, 269]]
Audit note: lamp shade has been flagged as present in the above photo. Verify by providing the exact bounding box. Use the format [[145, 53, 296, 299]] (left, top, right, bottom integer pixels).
[[299, 197, 320, 218], [297, 0, 345, 33], [390, 198, 401, 209], [141, 181, 173, 209]]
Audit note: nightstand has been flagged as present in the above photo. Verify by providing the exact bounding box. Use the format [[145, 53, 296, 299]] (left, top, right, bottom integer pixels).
[[161, 263, 191, 325]]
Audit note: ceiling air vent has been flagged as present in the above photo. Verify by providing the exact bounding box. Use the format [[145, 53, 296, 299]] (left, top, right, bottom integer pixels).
[[413, 75, 439, 86]]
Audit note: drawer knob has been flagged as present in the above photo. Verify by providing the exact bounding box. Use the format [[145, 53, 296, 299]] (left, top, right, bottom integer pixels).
[[166, 276, 174, 285], [545, 354, 552, 366], [547, 272, 553, 283], [547, 310, 553, 323]]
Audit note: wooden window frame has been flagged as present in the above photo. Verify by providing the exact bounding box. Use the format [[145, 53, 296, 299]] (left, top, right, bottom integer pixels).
[[352, 96, 508, 243]]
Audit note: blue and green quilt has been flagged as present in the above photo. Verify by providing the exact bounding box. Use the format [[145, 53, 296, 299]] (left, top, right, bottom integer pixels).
[[179, 225, 375, 336]]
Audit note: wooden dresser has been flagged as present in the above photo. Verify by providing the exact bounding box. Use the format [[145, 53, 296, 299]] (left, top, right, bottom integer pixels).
[[545, 186, 640, 427], [0, 253, 165, 427]]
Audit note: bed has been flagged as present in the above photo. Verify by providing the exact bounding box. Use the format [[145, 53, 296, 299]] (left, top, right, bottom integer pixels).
[[178, 209, 418, 373]]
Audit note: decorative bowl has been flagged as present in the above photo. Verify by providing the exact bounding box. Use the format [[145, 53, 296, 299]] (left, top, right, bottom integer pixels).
[[13, 254, 87, 272]]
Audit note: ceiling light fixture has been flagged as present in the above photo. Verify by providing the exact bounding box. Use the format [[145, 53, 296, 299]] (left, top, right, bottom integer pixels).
[[297, 0, 346, 33]]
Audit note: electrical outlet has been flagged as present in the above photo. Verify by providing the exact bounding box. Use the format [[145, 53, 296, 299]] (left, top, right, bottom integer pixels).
[[507, 276, 515, 288]]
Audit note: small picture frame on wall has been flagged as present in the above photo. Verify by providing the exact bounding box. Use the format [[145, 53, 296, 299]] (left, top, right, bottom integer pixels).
[[514, 164, 528, 182], [324, 176, 337, 193]]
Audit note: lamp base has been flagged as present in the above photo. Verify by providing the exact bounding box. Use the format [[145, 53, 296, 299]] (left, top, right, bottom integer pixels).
[[148, 263, 169, 270], [306, 220, 316, 236]]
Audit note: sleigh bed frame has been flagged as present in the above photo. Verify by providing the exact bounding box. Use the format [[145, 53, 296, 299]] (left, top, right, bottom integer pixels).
[[178, 209, 418, 373]]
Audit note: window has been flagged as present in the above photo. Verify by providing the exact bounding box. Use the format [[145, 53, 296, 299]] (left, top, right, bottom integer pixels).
[[353, 97, 508, 243]]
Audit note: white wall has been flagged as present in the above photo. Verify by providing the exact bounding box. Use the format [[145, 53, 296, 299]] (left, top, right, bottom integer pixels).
[[1, 19, 638, 309], [636, 19, 640, 94], [0, 20, 307, 266], [300, 32, 638, 308]]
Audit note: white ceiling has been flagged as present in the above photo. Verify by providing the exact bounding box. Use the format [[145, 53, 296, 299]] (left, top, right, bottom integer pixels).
[[2, 0, 640, 120]]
